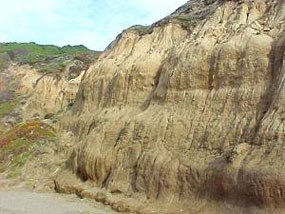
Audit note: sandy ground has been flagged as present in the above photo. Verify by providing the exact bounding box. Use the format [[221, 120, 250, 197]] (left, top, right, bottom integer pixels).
[[0, 175, 117, 214], [0, 191, 118, 214]]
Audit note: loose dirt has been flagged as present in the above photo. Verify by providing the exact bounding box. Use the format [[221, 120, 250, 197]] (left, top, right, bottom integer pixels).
[[0, 175, 117, 214]]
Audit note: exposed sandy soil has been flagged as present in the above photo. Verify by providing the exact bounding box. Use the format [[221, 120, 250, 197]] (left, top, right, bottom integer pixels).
[[0, 175, 117, 214], [0, 191, 118, 214]]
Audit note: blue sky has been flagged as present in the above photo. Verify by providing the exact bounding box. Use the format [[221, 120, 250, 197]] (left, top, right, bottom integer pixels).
[[0, 0, 187, 50]]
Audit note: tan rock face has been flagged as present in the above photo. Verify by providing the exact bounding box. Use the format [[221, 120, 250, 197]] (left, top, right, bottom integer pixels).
[[26, 71, 84, 117], [12, 64, 85, 118], [58, 0, 285, 211]]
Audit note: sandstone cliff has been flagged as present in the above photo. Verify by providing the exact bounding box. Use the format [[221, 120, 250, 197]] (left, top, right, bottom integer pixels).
[[54, 0, 285, 213], [21, 65, 86, 118], [0, 43, 100, 120], [0, 44, 100, 190]]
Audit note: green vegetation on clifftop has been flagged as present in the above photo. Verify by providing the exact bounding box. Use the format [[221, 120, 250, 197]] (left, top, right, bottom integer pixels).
[[0, 42, 101, 73]]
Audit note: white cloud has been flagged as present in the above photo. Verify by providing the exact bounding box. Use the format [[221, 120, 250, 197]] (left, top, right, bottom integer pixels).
[[0, 0, 188, 50]]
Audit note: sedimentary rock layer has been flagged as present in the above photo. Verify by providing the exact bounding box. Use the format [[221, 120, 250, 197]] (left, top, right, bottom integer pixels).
[[58, 0, 285, 211]]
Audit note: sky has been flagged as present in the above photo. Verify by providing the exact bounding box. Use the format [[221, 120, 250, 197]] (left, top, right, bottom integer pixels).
[[0, 0, 187, 50]]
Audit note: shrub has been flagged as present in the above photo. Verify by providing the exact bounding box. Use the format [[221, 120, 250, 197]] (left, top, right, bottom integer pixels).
[[129, 25, 153, 36], [174, 15, 200, 31], [0, 121, 57, 175], [0, 99, 18, 117]]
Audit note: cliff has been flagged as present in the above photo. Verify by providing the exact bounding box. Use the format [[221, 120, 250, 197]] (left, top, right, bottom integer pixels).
[[0, 44, 100, 188], [0, 43, 101, 119], [55, 0, 285, 213]]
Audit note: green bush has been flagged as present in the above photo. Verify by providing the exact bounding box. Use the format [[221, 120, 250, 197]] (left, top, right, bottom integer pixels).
[[0, 52, 11, 71], [0, 99, 18, 117], [38, 62, 66, 73], [175, 15, 200, 30], [0, 121, 57, 176], [129, 25, 153, 36]]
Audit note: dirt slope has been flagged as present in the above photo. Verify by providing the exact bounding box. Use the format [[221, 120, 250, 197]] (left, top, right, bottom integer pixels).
[[53, 0, 285, 213]]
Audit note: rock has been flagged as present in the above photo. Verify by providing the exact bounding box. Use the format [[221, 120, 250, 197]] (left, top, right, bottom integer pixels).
[[11, 64, 86, 118], [1, 0, 284, 213], [56, 0, 285, 212]]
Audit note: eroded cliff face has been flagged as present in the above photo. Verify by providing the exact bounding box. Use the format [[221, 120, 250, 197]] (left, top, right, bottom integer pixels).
[[57, 0, 285, 213], [24, 69, 84, 118], [4, 63, 85, 119]]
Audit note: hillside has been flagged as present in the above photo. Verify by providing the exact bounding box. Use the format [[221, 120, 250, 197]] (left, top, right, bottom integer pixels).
[[54, 0, 285, 213], [0, 42, 100, 72], [0, 0, 285, 214], [0, 42, 101, 187]]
